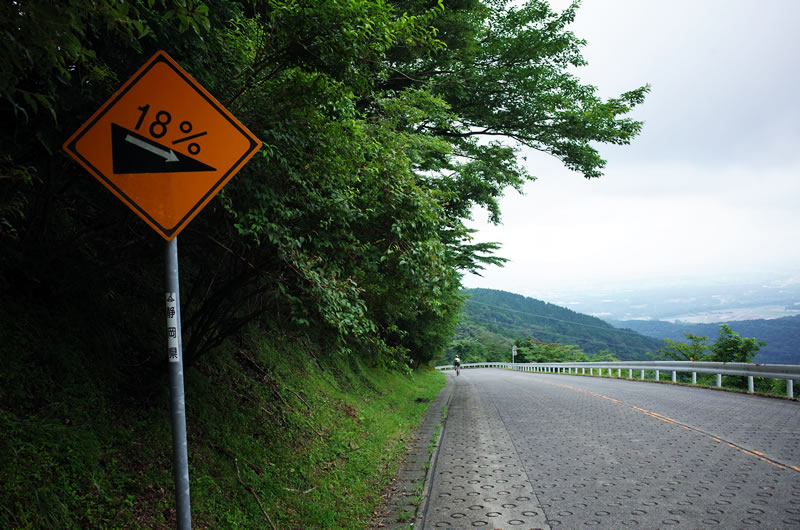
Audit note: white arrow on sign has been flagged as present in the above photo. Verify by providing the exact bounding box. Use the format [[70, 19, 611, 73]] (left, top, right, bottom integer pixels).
[[125, 134, 179, 163]]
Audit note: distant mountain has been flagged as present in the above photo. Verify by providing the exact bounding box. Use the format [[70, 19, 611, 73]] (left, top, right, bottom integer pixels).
[[609, 317, 800, 364], [455, 289, 663, 361]]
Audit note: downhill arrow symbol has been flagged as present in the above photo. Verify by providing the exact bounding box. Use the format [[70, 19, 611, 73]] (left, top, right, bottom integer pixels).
[[111, 123, 216, 174], [125, 134, 180, 163]]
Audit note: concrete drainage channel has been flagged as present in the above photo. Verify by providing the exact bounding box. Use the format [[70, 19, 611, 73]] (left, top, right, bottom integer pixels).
[[372, 376, 455, 528]]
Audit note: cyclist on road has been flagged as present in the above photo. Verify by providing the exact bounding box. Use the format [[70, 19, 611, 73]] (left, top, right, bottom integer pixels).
[[454, 356, 461, 376]]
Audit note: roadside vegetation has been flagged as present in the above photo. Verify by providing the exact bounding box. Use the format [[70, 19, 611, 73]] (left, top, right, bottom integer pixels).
[[1, 0, 648, 525], [1, 303, 445, 527]]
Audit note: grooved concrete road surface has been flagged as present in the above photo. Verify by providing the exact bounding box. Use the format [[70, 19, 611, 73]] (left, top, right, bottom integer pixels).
[[423, 369, 800, 529]]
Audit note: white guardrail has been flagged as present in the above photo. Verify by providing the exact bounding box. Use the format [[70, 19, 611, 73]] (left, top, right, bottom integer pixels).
[[435, 361, 800, 398]]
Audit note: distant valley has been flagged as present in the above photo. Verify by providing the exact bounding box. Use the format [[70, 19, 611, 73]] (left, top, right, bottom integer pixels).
[[451, 288, 800, 365], [610, 317, 800, 364]]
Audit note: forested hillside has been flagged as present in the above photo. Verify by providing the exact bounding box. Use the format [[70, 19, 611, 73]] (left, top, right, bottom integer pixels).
[[1, 0, 648, 525], [610, 317, 800, 364], [447, 289, 663, 362]]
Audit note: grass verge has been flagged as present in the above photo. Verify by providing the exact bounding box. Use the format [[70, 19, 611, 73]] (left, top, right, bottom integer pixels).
[[0, 320, 445, 528]]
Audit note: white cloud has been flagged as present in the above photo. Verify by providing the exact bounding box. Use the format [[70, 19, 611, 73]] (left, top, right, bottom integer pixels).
[[464, 1, 800, 297]]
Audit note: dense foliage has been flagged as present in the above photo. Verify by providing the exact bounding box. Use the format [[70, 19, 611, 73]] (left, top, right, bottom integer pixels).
[[446, 288, 663, 363], [1, 0, 647, 374]]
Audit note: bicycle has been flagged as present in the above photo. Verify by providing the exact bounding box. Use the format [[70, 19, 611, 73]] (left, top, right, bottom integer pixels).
[[455, 364, 461, 376]]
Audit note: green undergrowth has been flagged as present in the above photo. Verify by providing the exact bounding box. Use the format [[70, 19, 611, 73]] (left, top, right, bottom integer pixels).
[[0, 315, 445, 528]]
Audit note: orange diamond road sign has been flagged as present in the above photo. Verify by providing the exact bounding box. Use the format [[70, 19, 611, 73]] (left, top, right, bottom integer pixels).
[[63, 50, 261, 240]]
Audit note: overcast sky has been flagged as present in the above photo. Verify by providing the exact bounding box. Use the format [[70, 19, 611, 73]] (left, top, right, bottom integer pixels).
[[463, 0, 800, 300]]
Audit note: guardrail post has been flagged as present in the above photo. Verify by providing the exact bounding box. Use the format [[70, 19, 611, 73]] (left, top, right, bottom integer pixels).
[[692, 372, 696, 385], [628, 369, 633, 379], [640, 370, 645, 380], [747, 376, 754, 393], [672, 371, 677, 383], [655, 369, 660, 381], [716, 374, 722, 387], [618, 368, 622, 378], [788, 379, 794, 399]]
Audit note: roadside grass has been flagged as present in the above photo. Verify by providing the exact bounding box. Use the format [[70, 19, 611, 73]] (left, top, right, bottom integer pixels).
[[0, 312, 445, 528]]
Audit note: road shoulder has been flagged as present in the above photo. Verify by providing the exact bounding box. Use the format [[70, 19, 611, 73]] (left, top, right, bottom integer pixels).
[[371, 374, 454, 528]]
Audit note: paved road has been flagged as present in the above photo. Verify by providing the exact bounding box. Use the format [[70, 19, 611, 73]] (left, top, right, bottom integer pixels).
[[423, 369, 800, 529]]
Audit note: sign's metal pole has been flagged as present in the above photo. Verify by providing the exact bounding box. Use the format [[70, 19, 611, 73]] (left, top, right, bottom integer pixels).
[[165, 237, 192, 530]]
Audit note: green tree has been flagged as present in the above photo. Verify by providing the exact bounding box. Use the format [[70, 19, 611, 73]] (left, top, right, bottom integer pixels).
[[449, 338, 487, 364], [710, 324, 765, 363], [514, 339, 603, 363], [709, 324, 766, 389], [655, 333, 710, 361], [385, 0, 649, 218]]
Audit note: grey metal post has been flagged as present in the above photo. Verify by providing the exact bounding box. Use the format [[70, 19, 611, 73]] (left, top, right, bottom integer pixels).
[[165, 238, 192, 530], [672, 371, 677, 383], [716, 374, 722, 387], [655, 369, 660, 381], [747, 376, 754, 393], [692, 372, 696, 385], [640, 369, 645, 380], [628, 369, 633, 379], [788, 379, 794, 399]]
